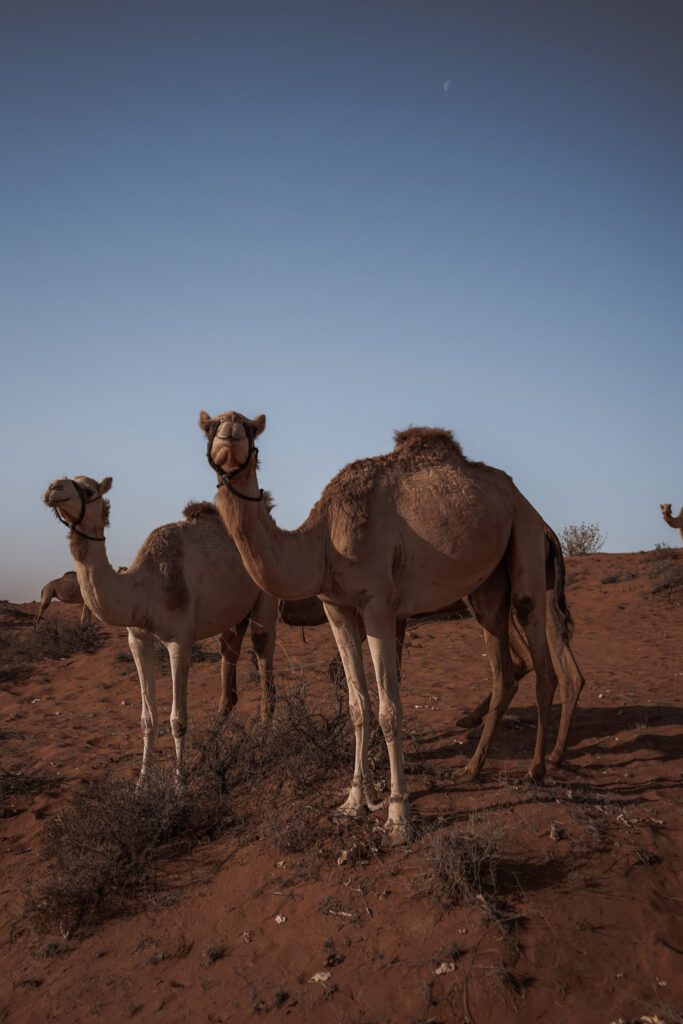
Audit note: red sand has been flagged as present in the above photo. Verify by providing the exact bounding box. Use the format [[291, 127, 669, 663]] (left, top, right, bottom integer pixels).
[[1, 550, 682, 1023]]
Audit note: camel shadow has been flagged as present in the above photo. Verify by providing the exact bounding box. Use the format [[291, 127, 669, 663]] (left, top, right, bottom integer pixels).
[[415, 704, 683, 767]]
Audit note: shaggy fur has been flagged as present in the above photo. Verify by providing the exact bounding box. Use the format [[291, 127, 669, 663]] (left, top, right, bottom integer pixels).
[[182, 501, 219, 521], [129, 525, 189, 611], [393, 426, 464, 458], [306, 425, 469, 533]]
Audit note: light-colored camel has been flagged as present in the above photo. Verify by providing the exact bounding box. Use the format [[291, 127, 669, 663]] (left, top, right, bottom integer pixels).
[[200, 411, 569, 843], [42, 477, 278, 781], [35, 571, 92, 628], [660, 504, 683, 544]]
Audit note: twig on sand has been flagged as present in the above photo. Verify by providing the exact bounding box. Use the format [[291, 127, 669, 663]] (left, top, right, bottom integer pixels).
[[463, 938, 482, 1024]]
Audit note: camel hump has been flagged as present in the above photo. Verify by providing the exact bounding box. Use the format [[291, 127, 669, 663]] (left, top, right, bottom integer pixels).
[[393, 426, 464, 458], [131, 525, 189, 611], [182, 500, 219, 522]]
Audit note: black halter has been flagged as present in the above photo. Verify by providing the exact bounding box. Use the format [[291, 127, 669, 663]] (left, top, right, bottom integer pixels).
[[205, 420, 264, 503], [53, 480, 106, 541]]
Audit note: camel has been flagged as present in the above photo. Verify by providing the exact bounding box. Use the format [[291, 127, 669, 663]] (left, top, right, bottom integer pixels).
[[199, 411, 574, 843], [42, 477, 278, 781], [34, 571, 92, 628], [660, 504, 683, 544]]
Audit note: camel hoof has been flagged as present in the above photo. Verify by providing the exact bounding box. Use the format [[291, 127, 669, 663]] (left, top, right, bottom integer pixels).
[[381, 820, 413, 847], [547, 750, 563, 767], [456, 714, 483, 730], [527, 763, 546, 783], [461, 760, 482, 780], [335, 799, 368, 819]]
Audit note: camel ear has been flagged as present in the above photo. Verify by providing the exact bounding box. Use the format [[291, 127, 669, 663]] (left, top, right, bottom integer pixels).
[[198, 410, 212, 433], [98, 477, 113, 495], [253, 414, 266, 436]]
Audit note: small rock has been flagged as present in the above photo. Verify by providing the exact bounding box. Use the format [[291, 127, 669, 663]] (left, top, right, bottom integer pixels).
[[308, 971, 331, 984], [242, 931, 254, 943], [275, 914, 287, 925], [549, 824, 566, 841], [336, 850, 348, 866], [435, 961, 456, 976]]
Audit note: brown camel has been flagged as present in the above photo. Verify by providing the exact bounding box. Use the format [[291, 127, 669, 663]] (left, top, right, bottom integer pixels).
[[42, 477, 278, 782], [34, 570, 92, 627], [660, 503, 683, 544], [200, 411, 572, 843]]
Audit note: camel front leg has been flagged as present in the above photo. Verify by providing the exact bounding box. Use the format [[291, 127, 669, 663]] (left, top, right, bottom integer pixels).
[[395, 618, 407, 681], [363, 601, 411, 844], [127, 628, 158, 786], [218, 617, 249, 716], [167, 639, 192, 779], [324, 603, 379, 816]]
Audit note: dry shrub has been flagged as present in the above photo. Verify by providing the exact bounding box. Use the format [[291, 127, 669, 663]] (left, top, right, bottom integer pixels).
[[28, 768, 230, 936], [192, 682, 386, 797], [427, 818, 502, 907], [650, 566, 683, 603], [32, 620, 103, 658], [646, 544, 683, 603], [0, 621, 103, 684], [560, 522, 605, 556]]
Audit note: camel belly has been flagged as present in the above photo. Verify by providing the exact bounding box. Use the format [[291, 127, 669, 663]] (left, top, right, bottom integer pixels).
[[392, 504, 512, 618]]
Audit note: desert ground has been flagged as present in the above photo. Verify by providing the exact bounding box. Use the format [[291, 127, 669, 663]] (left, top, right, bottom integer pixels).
[[1, 548, 682, 1024]]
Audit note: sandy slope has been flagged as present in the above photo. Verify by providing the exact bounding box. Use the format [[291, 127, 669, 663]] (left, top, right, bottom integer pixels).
[[1, 550, 682, 1024]]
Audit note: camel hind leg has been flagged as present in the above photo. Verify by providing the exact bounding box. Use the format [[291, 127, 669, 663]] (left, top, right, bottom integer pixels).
[[250, 592, 278, 720], [546, 590, 585, 764], [463, 562, 517, 778], [34, 584, 55, 628], [217, 617, 249, 716], [79, 603, 92, 626], [167, 639, 192, 778], [508, 509, 558, 782]]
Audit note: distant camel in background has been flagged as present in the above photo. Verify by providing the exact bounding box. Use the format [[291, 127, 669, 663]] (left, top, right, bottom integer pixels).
[[660, 503, 683, 544], [35, 571, 91, 627]]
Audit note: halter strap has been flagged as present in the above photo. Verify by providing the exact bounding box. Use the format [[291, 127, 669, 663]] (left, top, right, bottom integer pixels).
[[54, 481, 106, 541]]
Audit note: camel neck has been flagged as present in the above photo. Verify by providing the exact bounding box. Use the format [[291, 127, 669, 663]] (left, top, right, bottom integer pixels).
[[68, 530, 136, 628], [215, 476, 326, 599]]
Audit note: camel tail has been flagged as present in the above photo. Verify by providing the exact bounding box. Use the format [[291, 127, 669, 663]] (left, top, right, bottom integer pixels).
[[545, 526, 574, 644]]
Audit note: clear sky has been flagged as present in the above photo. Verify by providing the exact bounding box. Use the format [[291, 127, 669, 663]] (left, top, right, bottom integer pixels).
[[2, 1, 682, 601]]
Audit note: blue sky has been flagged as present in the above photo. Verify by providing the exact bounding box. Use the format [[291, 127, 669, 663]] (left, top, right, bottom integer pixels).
[[2, 1, 682, 601]]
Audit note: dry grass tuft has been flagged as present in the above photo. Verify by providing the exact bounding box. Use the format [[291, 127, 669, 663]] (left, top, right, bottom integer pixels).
[[0, 620, 103, 684], [192, 682, 381, 795], [427, 816, 502, 907], [28, 768, 230, 937]]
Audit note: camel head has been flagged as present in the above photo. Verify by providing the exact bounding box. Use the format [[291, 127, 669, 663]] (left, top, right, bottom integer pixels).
[[43, 475, 113, 533], [199, 410, 266, 478], [660, 503, 672, 517]]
